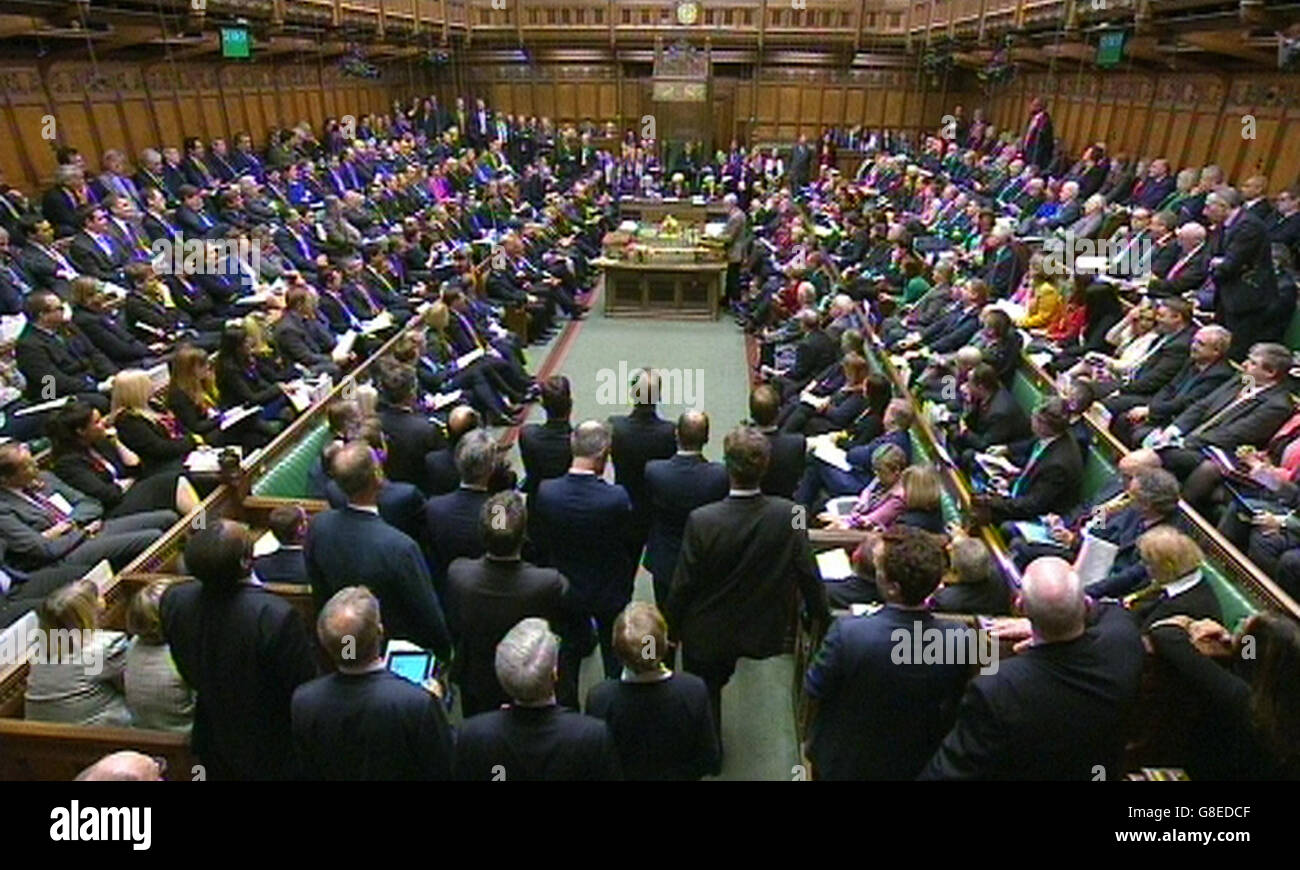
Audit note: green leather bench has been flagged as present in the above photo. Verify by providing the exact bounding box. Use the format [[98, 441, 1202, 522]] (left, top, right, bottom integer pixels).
[[251, 423, 331, 499]]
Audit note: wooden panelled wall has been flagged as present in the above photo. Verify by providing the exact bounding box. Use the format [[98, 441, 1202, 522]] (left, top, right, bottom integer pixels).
[[0, 61, 427, 194], [985, 71, 1300, 193], [442, 65, 975, 148]]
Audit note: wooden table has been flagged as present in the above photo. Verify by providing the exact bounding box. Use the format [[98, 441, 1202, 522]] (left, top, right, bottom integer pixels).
[[598, 258, 725, 319]]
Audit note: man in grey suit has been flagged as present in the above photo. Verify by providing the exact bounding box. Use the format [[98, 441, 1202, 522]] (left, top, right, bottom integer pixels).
[[719, 193, 749, 310], [0, 443, 175, 573]]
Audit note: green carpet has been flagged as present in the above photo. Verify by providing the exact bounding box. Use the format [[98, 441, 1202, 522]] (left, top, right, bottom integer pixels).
[[500, 298, 801, 781]]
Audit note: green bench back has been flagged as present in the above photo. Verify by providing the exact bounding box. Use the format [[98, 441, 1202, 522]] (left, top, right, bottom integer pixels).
[[1081, 449, 1116, 507], [251, 423, 331, 499], [1011, 369, 1041, 416], [1284, 306, 1300, 352], [1202, 562, 1257, 629]]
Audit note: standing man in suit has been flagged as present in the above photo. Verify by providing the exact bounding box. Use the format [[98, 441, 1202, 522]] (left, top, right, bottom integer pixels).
[[609, 368, 677, 572], [719, 193, 749, 309], [454, 617, 621, 781], [423, 429, 496, 590], [805, 527, 970, 780], [534, 420, 634, 682], [519, 375, 574, 497], [643, 410, 729, 611], [667, 425, 830, 743], [1021, 97, 1055, 181], [304, 441, 451, 660], [251, 504, 308, 585], [921, 556, 1145, 779], [749, 384, 806, 499], [1205, 187, 1278, 360], [376, 363, 446, 494], [444, 491, 576, 714], [291, 586, 453, 780], [161, 521, 318, 780], [789, 135, 814, 189]]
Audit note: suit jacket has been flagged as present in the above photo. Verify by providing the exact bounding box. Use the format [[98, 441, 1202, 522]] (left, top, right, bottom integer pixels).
[[1132, 576, 1223, 631], [1148, 245, 1208, 298], [68, 231, 127, 283], [608, 408, 677, 529], [252, 546, 307, 585], [959, 387, 1033, 452], [379, 405, 446, 493], [667, 493, 830, 662], [930, 580, 1013, 616], [759, 426, 807, 499], [304, 507, 451, 658], [1213, 210, 1277, 316], [1146, 359, 1235, 425], [643, 454, 730, 581], [805, 607, 969, 780], [990, 434, 1084, 522], [14, 324, 102, 400], [1121, 325, 1194, 397], [18, 242, 77, 297], [273, 310, 335, 369], [322, 480, 426, 546], [423, 486, 489, 586], [585, 671, 720, 780], [72, 307, 150, 364], [0, 472, 103, 570], [1172, 379, 1294, 451], [519, 419, 573, 496], [444, 555, 572, 714], [788, 330, 839, 384], [534, 473, 634, 614], [160, 580, 318, 780], [291, 668, 453, 780], [41, 186, 82, 236], [454, 705, 621, 781], [920, 603, 1144, 780], [1131, 175, 1175, 211], [422, 447, 459, 496]]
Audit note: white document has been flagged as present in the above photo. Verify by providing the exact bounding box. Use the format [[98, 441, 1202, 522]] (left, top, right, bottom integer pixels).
[[14, 395, 72, 417], [332, 330, 357, 362], [430, 390, 463, 411], [815, 548, 855, 581], [1074, 532, 1120, 586], [48, 492, 74, 515], [219, 405, 262, 431], [811, 438, 852, 472], [455, 347, 485, 370], [252, 530, 281, 558], [361, 311, 394, 335], [975, 451, 1021, 477], [81, 560, 114, 595], [146, 362, 170, 392]]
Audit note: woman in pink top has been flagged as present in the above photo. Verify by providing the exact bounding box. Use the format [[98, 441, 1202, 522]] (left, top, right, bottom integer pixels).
[[821, 443, 909, 531]]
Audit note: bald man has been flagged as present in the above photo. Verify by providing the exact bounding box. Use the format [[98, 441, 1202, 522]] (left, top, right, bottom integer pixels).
[[75, 751, 165, 781], [643, 411, 730, 608], [920, 557, 1144, 780]]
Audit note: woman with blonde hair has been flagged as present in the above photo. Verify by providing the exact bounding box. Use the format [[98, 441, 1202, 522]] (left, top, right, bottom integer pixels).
[[112, 368, 200, 477], [420, 300, 522, 425], [897, 465, 944, 533], [1131, 526, 1222, 630], [124, 580, 194, 732], [1013, 252, 1063, 330], [25, 579, 131, 726], [821, 443, 909, 531]]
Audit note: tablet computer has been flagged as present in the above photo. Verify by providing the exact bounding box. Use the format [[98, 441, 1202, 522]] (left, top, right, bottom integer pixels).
[[385, 641, 433, 686]]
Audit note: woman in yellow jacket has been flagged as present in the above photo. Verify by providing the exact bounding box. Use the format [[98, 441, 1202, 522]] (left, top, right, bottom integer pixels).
[[1015, 253, 1064, 329]]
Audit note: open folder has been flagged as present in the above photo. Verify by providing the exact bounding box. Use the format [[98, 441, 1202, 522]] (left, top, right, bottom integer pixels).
[[1074, 532, 1119, 586]]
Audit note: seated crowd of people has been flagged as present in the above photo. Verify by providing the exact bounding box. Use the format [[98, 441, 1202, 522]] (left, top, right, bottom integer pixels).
[[11, 94, 1300, 782]]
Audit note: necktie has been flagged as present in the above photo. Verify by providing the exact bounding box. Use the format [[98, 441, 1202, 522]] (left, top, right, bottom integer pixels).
[[25, 487, 70, 524], [1011, 442, 1049, 498], [4, 263, 31, 295]]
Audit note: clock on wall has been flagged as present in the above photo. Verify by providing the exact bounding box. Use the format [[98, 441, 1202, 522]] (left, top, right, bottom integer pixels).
[[676, 1, 700, 25]]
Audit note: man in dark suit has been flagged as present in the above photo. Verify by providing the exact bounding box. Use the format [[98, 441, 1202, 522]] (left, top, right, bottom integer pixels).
[[1142, 343, 1295, 497], [951, 364, 1032, 459], [789, 134, 815, 189], [586, 601, 720, 780], [41, 165, 88, 238], [667, 425, 830, 742], [977, 398, 1084, 525], [174, 185, 225, 240], [161, 521, 318, 780], [644, 410, 730, 610], [251, 504, 308, 585], [1100, 298, 1196, 407], [1146, 222, 1209, 298], [274, 210, 327, 281], [423, 405, 478, 497], [608, 368, 677, 569], [1022, 97, 1055, 175], [750, 384, 806, 499], [1128, 159, 1175, 211], [444, 491, 576, 714], [304, 441, 451, 660], [274, 286, 341, 377], [17, 216, 80, 298], [534, 420, 634, 681], [67, 204, 128, 286], [291, 586, 453, 780], [14, 291, 111, 412], [921, 556, 1145, 780], [765, 309, 839, 397], [424, 429, 495, 590], [1267, 186, 1300, 255], [376, 363, 446, 494], [1205, 187, 1278, 360], [454, 617, 621, 781], [1109, 324, 1234, 448], [519, 375, 574, 497], [805, 527, 970, 780]]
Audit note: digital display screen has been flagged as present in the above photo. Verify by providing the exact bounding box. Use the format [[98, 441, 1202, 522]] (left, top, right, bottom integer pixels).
[[222, 28, 251, 59], [386, 651, 431, 685]]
